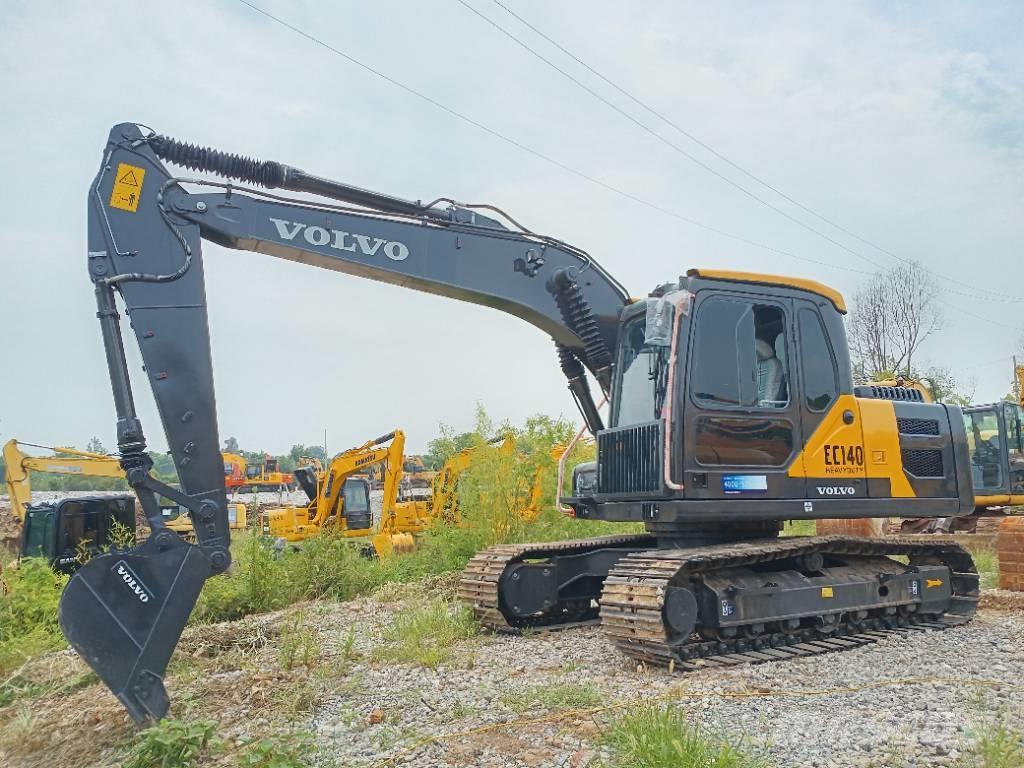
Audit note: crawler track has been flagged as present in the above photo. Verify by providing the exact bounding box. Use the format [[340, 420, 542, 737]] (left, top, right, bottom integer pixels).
[[600, 535, 978, 670], [458, 533, 655, 632]]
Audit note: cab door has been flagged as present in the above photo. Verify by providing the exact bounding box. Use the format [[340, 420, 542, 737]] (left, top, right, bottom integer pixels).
[[789, 300, 867, 499], [682, 291, 805, 499]]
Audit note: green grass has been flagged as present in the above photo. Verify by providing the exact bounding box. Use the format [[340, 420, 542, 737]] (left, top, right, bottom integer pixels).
[[963, 544, 999, 591], [277, 613, 317, 671], [601, 705, 770, 768], [123, 718, 221, 768], [0, 559, 68, 675], [781, 520, 816, 537], [371, 599, 478, 668], [501, 681, 603, 713], [959, 720, 1024, 768]]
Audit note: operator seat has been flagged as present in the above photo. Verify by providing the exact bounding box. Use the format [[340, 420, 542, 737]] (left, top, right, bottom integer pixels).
[[756, 338, 786, 406]]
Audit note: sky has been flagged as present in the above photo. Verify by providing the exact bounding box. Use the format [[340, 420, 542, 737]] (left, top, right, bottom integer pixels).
[[1, 0, 1022, 455]]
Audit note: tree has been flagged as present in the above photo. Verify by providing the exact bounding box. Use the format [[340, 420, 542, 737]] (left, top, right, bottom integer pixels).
[[223, 436, 240, 453], [86, 436, 107, 455], [922, 365, 974, 407], [848, 261, 942, 381]]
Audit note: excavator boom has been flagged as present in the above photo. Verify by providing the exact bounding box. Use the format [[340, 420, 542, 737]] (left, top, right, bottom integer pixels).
[[67, 123, 629, 721]]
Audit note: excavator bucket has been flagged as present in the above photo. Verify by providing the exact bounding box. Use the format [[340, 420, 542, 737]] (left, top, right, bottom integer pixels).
[[372, 532, 416, 559], [58, 533, 211, 723]]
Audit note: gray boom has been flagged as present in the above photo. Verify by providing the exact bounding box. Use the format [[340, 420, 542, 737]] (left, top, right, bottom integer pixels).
[[58, 123, 630, 722]]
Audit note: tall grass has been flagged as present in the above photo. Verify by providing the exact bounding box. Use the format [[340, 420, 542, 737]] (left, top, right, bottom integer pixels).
[[0, 560, 68, 675]]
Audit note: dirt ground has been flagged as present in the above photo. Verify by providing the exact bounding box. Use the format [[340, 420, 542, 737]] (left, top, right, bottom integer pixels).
[[2, 577, 1022, 768]]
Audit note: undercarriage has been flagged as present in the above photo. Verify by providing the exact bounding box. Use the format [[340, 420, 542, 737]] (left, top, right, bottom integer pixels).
[[458, 532, 978, 669]]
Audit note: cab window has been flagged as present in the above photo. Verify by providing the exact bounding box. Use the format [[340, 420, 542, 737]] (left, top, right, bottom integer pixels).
[[691, 297, 789, 409], [1007, 405, 1024, 455], [798, 308, 838, 412], [614, 314, 671, 427], [964, 409, 1003, 491], [342, 480, 370, 513]]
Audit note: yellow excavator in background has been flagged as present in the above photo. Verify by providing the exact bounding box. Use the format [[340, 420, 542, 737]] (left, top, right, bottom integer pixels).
[[3, 439, 126, 513], [402, 455, 437, 490], [404, 435, 517, 525], [222, 452, 247, 491], [241, 454, 295, 492], [2, 439, 136, 572], [261, 430, 426, 557], [394, 435, 572, 526], [3, 438, 245, 548]]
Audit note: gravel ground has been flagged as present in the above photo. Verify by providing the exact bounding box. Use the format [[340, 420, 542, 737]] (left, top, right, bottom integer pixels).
[[299, 599, 1024, 768], [2, 582, 1022, 768]]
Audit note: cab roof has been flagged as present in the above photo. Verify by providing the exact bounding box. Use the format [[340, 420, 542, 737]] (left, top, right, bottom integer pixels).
[[686, 268, 847, 314]]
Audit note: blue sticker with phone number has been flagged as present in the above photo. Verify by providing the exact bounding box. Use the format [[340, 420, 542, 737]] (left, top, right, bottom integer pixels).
[[722, 475, 768, 494]]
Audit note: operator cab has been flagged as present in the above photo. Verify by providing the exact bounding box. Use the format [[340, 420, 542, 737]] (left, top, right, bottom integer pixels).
[[963, 401, 1024, 509], [21, 495, 136, 574], [569, 268, 971, 528], [342, 477, 372, 531]]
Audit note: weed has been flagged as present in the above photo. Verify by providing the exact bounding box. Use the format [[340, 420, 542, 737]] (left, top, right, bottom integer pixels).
[[448, 700, 478, 720], [278, 613, 317, 671], [106, 519, 139, 551], [501, 681, 603, 713], [339, 625, 361, 663], [601, 705, 770, 768], [960, 719, 1024, 768], [240, 730, 315, 768], [372, 599, 478, 668], [123, 718, 221, 768], [271, 677, 319, 719]]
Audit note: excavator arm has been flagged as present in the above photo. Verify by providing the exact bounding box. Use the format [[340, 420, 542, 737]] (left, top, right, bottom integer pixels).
[[64, 122, 630, 722]]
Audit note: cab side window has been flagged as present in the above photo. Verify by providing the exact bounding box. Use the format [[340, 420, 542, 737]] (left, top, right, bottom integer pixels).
[[798, 308, 838, 412], [1008, 406, 1024, 455], [692, 297, 789, 409]]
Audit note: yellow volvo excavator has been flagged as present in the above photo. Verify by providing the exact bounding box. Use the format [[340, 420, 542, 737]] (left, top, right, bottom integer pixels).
[[60, 125, 979, 723], [2, 439, 136, 573], [261, 430, 425, 557]]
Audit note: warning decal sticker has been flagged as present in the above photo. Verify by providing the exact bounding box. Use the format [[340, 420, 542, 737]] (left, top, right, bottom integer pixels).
[[109, 162, 146, 212]]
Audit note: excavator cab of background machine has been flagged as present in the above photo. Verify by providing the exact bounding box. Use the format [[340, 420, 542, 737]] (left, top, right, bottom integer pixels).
[[22, 496, 136, 574], [341, 477, 373, 531]]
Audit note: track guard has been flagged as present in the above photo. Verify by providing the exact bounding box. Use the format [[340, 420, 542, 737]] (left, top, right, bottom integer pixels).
[[58, 533, 211, 723]]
